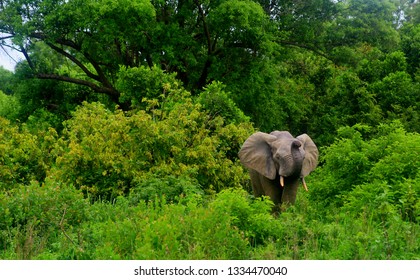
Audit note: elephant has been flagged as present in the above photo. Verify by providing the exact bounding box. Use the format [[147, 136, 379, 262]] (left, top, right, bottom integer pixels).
[[238, 131, 318, 211]]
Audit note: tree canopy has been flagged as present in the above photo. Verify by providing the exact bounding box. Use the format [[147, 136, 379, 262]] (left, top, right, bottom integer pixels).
[[1, 0, 419, 141]]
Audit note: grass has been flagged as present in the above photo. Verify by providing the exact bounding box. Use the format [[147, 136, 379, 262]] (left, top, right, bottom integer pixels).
[[1, 185, 419, 260]]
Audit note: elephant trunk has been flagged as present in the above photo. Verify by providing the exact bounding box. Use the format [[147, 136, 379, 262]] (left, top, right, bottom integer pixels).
[[280, 143, 304, 205]]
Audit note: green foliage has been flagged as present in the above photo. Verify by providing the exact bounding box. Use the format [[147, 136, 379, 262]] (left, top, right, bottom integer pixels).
[[370, 71, 418, 114], [197, 81, 250, 124], [357, 50, 408, 82], [308, 65, 382, 145], [117, 65, 180, 109], [85, 189, 250, 259], [208, 0, 269, 48], [0, 90, 20, 120], [0, 66, 14, 95], [0, 188, 278, 260], [0, 117, 55, 190], [326, 0, 400, 52], [51, 102, 138, 199], [129, 175, 203, 204], [24, 108, 64, 133], [1, 0, 420, 261], [3, 184, 418, 260], [0, 179, 89, 259], [51, 82, 253, 200], [2, 0, 418, 142], [311, 121, 420, 215], [400, 23, 420, 76]]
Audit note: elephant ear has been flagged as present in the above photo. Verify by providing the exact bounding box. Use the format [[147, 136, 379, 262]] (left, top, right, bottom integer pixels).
[[238, 132, 278, 180], [296, 134, 319, 177]]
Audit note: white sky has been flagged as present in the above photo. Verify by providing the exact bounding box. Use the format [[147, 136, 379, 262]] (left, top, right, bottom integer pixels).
[[0, 47, 24, 72]]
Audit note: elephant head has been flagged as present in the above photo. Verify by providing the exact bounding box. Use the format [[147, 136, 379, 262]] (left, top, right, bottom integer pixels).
[[238, 131, 318, 207]]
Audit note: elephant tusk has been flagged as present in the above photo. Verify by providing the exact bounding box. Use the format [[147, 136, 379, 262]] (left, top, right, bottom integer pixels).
[[302, 178, 309, 192], [280, 176, 285, 188]]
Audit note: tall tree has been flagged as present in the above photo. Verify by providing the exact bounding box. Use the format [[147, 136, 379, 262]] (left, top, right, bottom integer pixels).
[[0, 0, 272, 104]]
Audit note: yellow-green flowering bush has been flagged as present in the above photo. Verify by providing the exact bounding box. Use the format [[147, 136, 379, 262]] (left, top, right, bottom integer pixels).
[[50, 85, 253, 200], [0, 117, 56, 190]]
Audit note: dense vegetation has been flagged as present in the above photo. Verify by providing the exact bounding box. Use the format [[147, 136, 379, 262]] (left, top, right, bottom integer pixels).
[[0, 0, 419, 259]]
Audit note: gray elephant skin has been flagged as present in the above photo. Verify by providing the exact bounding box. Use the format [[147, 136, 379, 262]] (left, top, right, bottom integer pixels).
[[239, 131, 319, 211]]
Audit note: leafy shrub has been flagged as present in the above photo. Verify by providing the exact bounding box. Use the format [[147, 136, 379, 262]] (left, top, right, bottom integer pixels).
[[357, 50, 408, 83], [72, 188, 278, 260], [311, 121, 420, 220], [48, 184, 420, 260], [0, 117, 55, 190], [197, 81, 250, 124], [0, 179, 89, 259], [0, 90, 20, 120], [51, 82, 253, 200], [51, 102, 141, 199], [2, 182, 419, 260], [310, 124, 374, 205], [25, 108, 64, 133], [129, 175, 203, 204], [117, 65, 180, 109], [370, 71, 417, 113]]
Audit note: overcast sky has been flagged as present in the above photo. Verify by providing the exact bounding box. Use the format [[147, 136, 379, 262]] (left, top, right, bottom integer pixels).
[[0, 48, 24, 72]]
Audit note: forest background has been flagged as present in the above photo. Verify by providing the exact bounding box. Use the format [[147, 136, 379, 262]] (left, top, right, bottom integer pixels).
[[0, 0, 419, 260]]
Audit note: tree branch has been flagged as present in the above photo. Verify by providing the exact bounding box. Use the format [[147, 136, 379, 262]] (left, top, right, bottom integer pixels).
[[0, 45, 19, 64], [59, 207, 84, 253], [0, 35, 15, 40], [194, 0, 213, 54], [278, 40, 333, 62], [82, 51, 115, 90], [29, 32, 120, 101], [46, 42, 100, 81], [194, 0, 215, 90], [37, 73, 120, 101], [20, 45, 35, 70]]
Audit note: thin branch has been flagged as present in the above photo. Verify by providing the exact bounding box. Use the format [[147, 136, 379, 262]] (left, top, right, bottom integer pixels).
[[194, 0, 213, 54], [46, 42, 100, 81], [82, 51, 115, 89], [59, 207, 84, 252], [28, 32, 119, 101], [31, 33, 89, 65], [0, 45, 19, 64], [278, 40, 333, 62], [31, 33, 94, 68], [1, 42, 21, 53], [37, 73, 119, 99], [0, 35, 15, 40]]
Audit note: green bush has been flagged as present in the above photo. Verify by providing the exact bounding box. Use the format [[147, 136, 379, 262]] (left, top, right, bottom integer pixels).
[[116, 65, 180, 109], [1, 181, 419, 260], [24, 108, 64, 134], [51, 83, 253, 200], [69, 185, 418, 260], [311, 121, 420, 226], [197, 81, 250, 125], [129, 175, 203, 204], [72, 188, 278, 260], [0, 117, 56, 190], [0, 90, 20, 120], [0, 179, 89, 259]]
